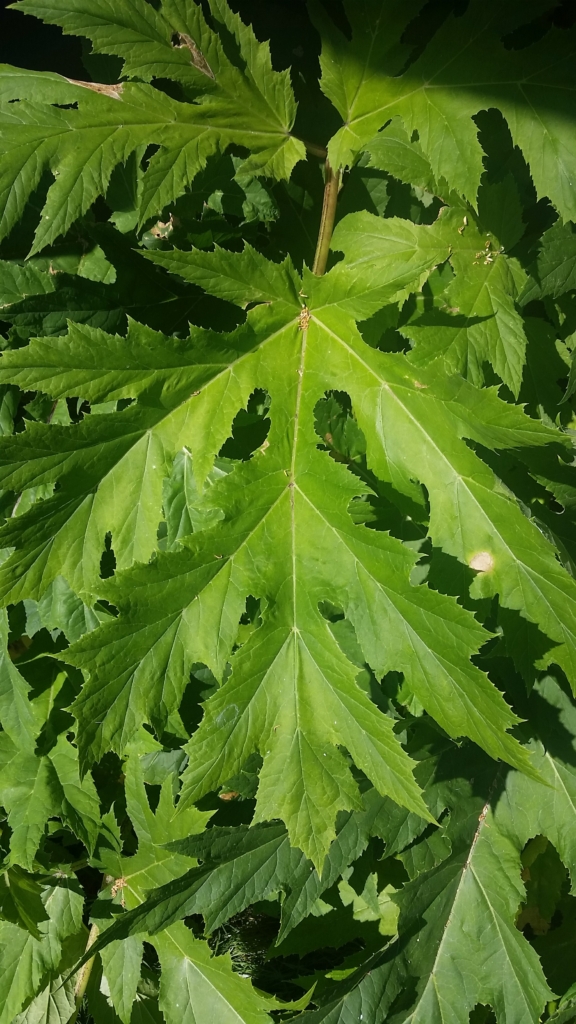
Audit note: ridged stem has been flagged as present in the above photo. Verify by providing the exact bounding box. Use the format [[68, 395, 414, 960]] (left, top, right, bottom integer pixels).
[[312, 160, 341, 276], [67, 922, 100, 1023]]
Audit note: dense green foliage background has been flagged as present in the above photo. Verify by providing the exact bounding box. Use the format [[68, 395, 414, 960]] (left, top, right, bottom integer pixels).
[[1, 1, 576, 1022]]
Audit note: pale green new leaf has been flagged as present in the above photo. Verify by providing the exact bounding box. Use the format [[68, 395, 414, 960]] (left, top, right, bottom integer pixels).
[[365, 117, 438, 194], [163, 451, 231, 548]]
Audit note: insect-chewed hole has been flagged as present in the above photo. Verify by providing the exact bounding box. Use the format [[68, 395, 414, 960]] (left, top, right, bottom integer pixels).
[[99, 532, 116, 580], [239, 595, 262, 629], [219, 389, 271, 461], [468, 1007, 496, 1024], [318, 599, 345, 624], [314, 390, 366, 462], [517, 835, 569, 943]]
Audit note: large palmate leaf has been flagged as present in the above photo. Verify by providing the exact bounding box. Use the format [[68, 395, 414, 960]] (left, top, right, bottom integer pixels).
[[32, 231, 571, 865], [312, 0, 576, 219], [0, 0, 304, 251], [0, 212, 450, 601]]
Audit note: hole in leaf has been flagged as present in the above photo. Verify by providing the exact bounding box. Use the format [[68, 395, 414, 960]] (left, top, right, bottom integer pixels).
[[218, 389, 270, 461], [314, 391, 366, 463], [99, 532, 116, 579], [314, 391, 429, 542], [517, 835, 569, 939], [179, 663, 219, 736], [469, 1007, 496, 1024]]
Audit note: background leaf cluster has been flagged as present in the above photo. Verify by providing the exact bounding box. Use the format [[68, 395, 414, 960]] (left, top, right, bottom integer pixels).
[[0, 1, 576, 1022]]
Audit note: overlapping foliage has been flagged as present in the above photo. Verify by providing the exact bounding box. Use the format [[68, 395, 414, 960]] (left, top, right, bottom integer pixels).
[[0, 0, 576, 1021]]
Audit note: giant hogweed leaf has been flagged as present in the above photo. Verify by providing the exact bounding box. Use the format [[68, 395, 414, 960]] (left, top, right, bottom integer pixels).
[[0, 733, 101, 869], [11, 974, 76, 1024], [100, 935, 144, 1024], [308, 0, 425, 173], [0, 609, 38, 751], [153, 210, 454, 319], [153, 922, 275, 1024], [0, 866, 49, 938], [0, 310, 288, 601], [61, 239, 552, 862], [10, 0, 217, 89], [0, 881, 84, 1024], [403, 216, 529, 395], [75, 753, 448, 956], [520, 220, 576, 304], [0, 213, 448, 602], [1, 225, 565, 861], [304, 292, 576, 688], [0, 0, 304, 251], [301, 675, 576, 1024], [91, 757, 273, 1024], [13, 0, 297, 137], [0, 317, 258, 406], [142, 243, 301, 307], [315, 0, 576, 220]]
